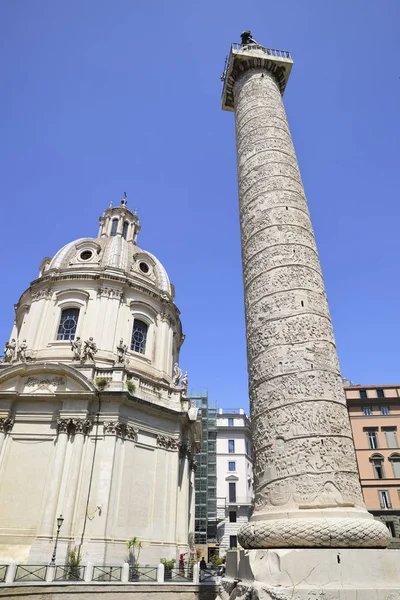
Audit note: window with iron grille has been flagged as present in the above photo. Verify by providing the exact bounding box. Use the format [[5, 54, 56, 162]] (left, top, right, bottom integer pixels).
[[131, 319, 148, 354], [57, 308, 79, 340]]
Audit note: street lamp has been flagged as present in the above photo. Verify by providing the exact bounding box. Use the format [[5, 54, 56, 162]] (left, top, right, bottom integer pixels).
[[49, 514, 64, 567]]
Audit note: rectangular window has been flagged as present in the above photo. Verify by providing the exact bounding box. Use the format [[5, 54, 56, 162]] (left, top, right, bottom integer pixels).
[[229, 511, 237, 523], [384, 429, 398, 448], [377, 389, 385, 398], [381, 406, 390, 415], [360, 390, 368, 400], [372, 459, 385, 479], [228, 461, 236, 472], [391, 458, 400, 479], [367, 430, 379, 449], [228, 418, 234, 427], [229, 482, 236, 502], [228, 439, 235, 454], [363, 407, 372, 416], [378, 490, 392, 509]]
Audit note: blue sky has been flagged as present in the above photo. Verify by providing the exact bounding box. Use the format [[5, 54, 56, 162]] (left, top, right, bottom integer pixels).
[[1, 0, 399, 408]]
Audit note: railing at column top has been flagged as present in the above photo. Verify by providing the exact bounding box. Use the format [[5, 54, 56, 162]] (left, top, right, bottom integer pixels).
[[221, 43, 291, 85]]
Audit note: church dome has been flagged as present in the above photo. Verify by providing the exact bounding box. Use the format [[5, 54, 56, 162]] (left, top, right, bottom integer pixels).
[[48, 237, 172, 295], [40, 198, 173, 296]]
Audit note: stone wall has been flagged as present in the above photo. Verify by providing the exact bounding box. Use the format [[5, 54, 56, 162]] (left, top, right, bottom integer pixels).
[[0, 584, 219, 600]]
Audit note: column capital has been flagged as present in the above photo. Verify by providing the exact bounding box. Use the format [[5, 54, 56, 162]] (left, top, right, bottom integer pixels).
[[103, 420, 138, 441], [157, 434, 178, 450], [0, 417, 14, 434]]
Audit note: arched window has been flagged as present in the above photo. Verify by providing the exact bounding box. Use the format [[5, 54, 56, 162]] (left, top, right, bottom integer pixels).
[[110, 218, 118, 237], [57, 308, 79, 340], [370, 454, 385, 479], [122, 221, 129, 239], [131, 319, 148, 354], [389, 454, 400, 478]]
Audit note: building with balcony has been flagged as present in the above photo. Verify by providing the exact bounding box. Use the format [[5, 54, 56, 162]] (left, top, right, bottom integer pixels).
[[345, 384, 400, 547], [216, 408, 253, 554]]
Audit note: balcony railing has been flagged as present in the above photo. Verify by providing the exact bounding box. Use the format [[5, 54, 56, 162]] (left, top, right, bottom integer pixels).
[[231, 42, 291, 58]]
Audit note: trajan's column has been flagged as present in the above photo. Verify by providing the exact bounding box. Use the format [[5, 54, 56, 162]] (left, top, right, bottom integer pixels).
[[221, 33, 389, 551]]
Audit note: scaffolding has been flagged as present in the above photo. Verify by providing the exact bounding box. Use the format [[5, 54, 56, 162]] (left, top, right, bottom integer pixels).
[[189, 392, 217, 547]]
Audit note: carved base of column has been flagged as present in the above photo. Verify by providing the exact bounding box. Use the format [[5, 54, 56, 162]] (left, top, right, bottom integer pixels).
[[238, 515, 389, 549], [220, 548, 400, 600]]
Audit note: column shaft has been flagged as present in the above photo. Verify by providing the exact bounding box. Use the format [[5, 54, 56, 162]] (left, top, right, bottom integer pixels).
[[231, 65, 388, 548]]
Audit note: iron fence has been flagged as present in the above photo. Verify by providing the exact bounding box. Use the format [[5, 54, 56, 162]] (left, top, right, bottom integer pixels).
[[129, 566, 158, 582], [0, 565, 7, 583], [168, 568, 193, 582], [14, 565, 47, 582], [231, 42, 291, 58], [92, 566, 122, 582], [54, 565, 86, 581]]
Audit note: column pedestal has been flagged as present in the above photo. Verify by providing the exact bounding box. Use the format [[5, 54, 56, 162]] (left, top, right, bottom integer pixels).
[[221, 548, 400, 599]]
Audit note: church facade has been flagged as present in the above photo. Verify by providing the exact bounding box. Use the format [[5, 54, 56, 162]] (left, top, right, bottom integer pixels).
[[0, 199, 199, 566]]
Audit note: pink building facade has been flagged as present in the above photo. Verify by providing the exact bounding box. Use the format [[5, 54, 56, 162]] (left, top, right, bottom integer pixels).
[[346, 384, 400, 547]]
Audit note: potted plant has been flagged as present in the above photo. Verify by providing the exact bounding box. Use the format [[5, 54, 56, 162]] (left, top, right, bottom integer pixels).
[[160, 558, 175, 581], [127, 537, 142, 581], [95, 377, 108, 390], [67, 547, 82, 581], [126, 380, 136, 394]]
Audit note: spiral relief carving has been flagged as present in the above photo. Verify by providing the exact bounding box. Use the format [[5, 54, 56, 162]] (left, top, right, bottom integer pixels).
[[232, 64, 389, 548]]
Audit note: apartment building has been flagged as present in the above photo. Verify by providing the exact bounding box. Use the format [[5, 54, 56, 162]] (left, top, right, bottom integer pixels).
[[345, 384, 400, 547], [216, 408, 253, 554]]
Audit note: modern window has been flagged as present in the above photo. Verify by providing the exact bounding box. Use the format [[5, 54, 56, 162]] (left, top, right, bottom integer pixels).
[[228, 439, 235, 454], [371, 455, 385, 479], [377, 389, 385, 399], [122, 221, 129, 239], [389, 454, 400, 478], [130, 319, 148, 354], [360, 390, 368, 400], [228, 418, 234, 427], [378, 490, 392, 509], [363, 407, 372, 416], [229, 535, 237, 549], [366, 430, 379, 449], [386, 521, 396, 537], [57, 308, 79, 341], [229, 482, 236, 502], [228, 461, 236, 472], [384, 428, 398, 448], [381, 406, 390, 415], [229, 511, 237, 523], [110, 218, 118, 236]]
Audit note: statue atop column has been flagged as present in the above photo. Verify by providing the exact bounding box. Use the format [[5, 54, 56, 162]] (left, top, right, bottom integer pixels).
[[82, 337, 98, 362], [240, 30, 258, 46]]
